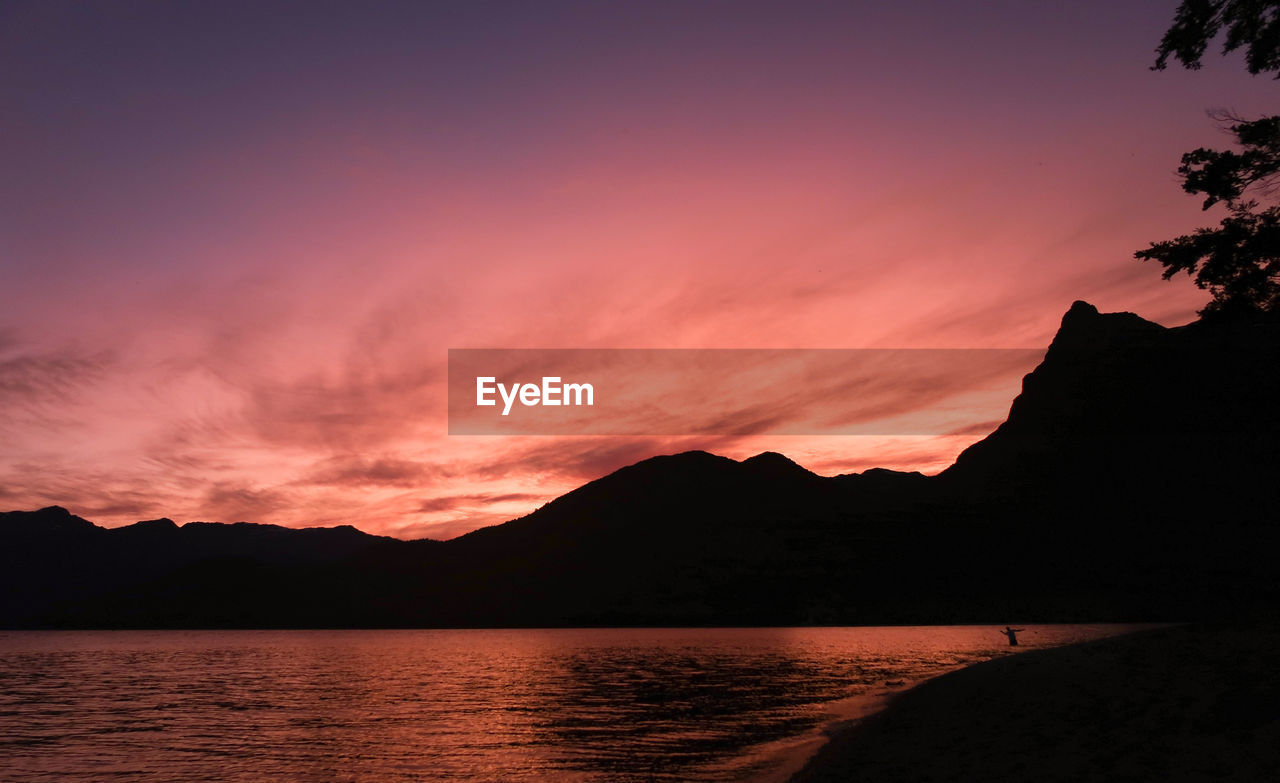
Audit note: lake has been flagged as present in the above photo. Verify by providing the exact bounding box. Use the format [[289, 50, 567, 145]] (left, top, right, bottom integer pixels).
[[0, 625, 1147, 781]]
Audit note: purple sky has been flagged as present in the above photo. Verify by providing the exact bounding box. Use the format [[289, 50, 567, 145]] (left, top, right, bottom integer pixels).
[[1, 1, 1274, 538]]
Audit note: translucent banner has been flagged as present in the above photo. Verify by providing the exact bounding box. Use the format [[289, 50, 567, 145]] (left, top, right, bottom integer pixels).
[[447, 348, 1043, 436]]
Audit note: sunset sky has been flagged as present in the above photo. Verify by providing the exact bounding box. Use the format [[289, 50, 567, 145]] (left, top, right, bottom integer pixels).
[[2, 1, 1275, 539]]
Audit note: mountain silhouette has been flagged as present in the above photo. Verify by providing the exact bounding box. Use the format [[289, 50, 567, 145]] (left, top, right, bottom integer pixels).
[[3, 301, 1277, 628]]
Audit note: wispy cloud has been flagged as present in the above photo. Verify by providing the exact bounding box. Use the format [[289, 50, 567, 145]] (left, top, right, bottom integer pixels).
[[200, 482, 295, 522], [0, 345, 112, 408], [302, 455, 445, 488], [415, 492, 542, 514], [1, 0, 1244, 538]]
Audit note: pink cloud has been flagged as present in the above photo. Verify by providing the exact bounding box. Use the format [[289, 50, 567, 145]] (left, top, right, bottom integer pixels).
[[2, 1, 1266, 538]]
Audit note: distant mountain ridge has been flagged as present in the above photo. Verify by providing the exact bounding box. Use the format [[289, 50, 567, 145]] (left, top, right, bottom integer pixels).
[[3, 301, 1278, 628]]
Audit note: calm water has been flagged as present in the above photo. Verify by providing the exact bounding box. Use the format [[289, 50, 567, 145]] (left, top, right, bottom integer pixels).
[[0, 625, 1146, 782]]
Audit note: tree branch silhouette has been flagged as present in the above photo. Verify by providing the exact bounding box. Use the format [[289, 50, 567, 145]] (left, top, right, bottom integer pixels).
[[1138, 1, 1280, 317]]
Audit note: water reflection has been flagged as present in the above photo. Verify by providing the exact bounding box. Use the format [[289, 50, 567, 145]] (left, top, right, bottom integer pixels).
[[0, 625, 1147, 782]]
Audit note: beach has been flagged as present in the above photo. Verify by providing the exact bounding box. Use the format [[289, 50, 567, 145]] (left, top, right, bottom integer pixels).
[[789, 623, 1280, 782]]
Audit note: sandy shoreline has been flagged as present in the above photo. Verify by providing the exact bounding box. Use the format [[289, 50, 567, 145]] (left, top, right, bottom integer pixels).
[[755, 683, 920, 783], [785, 623, 1280, 782]]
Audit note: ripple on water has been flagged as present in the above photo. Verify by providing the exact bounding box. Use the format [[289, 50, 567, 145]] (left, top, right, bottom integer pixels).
[[0, 625, 1149, 782]]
